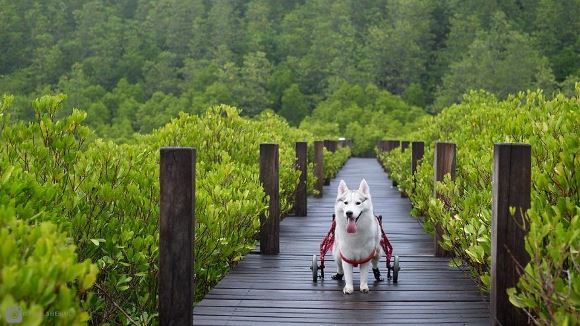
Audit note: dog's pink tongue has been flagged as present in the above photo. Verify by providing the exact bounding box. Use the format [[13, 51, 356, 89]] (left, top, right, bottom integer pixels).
[[346, 219, 357, 233]]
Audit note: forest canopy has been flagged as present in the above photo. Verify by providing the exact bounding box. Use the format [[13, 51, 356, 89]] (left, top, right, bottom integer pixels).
[[0, 0, 578, 140]]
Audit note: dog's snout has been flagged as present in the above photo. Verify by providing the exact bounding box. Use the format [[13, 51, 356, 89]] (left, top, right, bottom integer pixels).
[[346, 211, 353, 217]]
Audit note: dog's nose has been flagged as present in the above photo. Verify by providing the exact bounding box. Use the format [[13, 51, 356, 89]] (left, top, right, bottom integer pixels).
[[346, 211, 353, 218]]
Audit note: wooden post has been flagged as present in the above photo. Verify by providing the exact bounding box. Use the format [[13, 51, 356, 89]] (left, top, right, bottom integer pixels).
[[386, 140, 400, 152], [398, 141, 410, 197], [433, 142, 456, 257], [377, 140, 385, 152], [260, 144, 280, 255], [491, 143, 531, 325], [324, 140, 337, 153], [295, 142, 307, 216], [391, 141, 401, 187], [323, 140, 336, 185], [159, 147, 194, 326], [314, 141, 324, 197], [411, 141, 425, 192], [377, 140, 386, 171]]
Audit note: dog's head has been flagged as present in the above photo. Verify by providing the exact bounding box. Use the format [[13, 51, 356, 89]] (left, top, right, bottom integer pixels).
[[335, 179, 373, 234]]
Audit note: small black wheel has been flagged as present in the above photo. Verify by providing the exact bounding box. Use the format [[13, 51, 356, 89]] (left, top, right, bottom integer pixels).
[[311, 255, 318, 283], [393, 256, 400, 283]]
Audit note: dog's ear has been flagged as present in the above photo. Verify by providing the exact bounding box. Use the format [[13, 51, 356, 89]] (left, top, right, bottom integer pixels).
[[338, 180, 349, 196], [358, 179, 370, 197]]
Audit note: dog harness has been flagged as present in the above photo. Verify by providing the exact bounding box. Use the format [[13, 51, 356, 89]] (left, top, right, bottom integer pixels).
[[340, 249, 378, 267]]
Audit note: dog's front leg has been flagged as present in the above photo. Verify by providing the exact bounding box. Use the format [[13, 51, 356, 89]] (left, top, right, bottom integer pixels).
[[342, 262, 354, 294], [332, 256, 344, 280], [359, 261, 370, 293]]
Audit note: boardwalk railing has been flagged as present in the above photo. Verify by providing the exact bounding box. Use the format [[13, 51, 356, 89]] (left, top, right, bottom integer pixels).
[[378, 139, 532, 325]]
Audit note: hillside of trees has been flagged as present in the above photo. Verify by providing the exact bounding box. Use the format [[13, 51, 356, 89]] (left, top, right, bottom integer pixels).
[[1, 0, 578, 141]]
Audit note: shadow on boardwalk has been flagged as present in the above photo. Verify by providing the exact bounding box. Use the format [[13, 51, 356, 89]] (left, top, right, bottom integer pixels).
[[193, 158, 490, 325]]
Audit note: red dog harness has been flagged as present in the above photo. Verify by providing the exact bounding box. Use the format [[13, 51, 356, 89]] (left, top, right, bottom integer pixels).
[[340, 249, 378, 267]]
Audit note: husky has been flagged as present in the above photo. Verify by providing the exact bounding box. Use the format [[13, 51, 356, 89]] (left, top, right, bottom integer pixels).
[[332, 179, 382, 294]]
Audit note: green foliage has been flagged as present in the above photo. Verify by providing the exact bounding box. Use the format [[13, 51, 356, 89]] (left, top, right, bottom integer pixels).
[[379, 89, 579, 323], [303, 83, 428, 156], [0, 94, 350, 324], [324, 147, 351, 181], [279, 84, 309, 126], [0, 205, 97, 325], [0, 94, 97, 324], [435, 13, 556, 110], [1, 0, 578, 135]]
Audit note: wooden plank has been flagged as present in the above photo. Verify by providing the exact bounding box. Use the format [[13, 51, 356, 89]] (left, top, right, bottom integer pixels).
[[491, 144, 531, 325], [294, 142, 308, 216], [197, 299, 489, 310], [260, 144, 279, 255], [159, 147, 194, 326]]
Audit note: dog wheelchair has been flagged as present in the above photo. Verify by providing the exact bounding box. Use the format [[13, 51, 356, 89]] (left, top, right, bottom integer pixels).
[[311, 214, 400, 283]]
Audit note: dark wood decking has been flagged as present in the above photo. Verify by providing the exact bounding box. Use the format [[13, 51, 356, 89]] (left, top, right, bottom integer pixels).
[[193, 158, 490, 325]]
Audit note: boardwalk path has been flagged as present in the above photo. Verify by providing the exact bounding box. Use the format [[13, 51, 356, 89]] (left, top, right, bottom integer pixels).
[[193, 158, 490, 325]]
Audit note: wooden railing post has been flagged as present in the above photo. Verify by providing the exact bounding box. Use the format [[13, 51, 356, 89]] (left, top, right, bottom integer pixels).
[[324, 139, 337, 153], [159, 147, 195, 326], [260, 144, 280, 255], [295, 142, 307, 216], [491, 143, 531, 325], [378, 140, 386, 152], [399, 141, 412, 197], [377, 140, 387, 171], [390, 140, 401, 187], [433, 142, 456, 257], [411, 141, 425, 192], [314, 141, 324, 197], [323, 140, 336, 185]]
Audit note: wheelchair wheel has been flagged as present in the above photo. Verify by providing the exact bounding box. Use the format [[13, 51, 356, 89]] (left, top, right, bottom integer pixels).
[[311, 255, 318, 283], [393, 256, 400, 283]]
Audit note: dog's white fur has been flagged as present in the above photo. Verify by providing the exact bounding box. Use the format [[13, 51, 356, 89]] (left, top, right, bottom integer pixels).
[[333, 179, 381, 294]]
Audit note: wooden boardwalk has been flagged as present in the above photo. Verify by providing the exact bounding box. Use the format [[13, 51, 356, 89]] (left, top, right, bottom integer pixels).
[[193, 158, 490, 325]]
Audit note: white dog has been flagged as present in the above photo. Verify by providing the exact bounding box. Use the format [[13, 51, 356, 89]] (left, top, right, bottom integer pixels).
[[332, 179, 382, 294]]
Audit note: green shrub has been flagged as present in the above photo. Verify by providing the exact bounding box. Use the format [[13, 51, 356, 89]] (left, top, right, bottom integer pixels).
[[0, 94, 346, 324], [324, 147, 351, 180], [378, 89, 579, 324], [0, 167, 97, 325]]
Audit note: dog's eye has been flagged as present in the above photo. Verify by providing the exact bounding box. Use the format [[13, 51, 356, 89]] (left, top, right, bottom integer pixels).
[[344, 201, 348, 205], [356, 202, 361, 205]]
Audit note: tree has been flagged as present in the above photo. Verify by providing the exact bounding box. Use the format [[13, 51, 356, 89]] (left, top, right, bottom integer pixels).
[[533, 0, 580, 81], [434, 12, 556, 110], [278, 84, 309, 125], [239, 51, 273, 115], [364, 0, 435, 95]]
